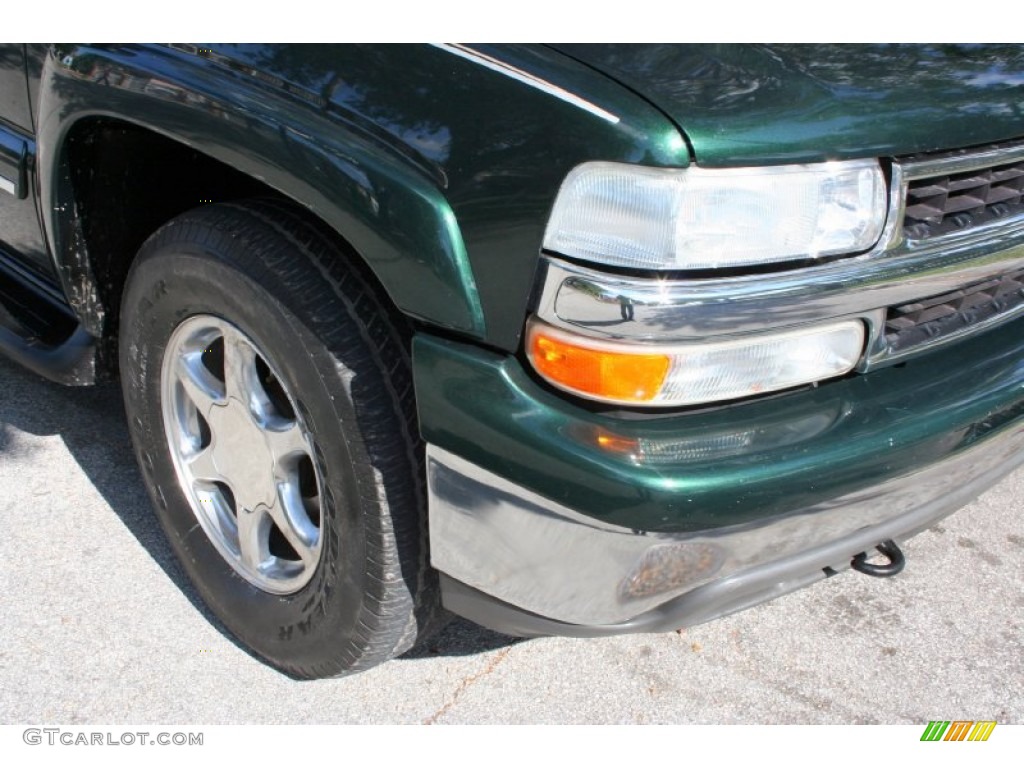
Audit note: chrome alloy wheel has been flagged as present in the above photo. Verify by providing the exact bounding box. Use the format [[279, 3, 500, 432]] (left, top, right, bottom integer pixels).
[[160, 314, 323, 594]]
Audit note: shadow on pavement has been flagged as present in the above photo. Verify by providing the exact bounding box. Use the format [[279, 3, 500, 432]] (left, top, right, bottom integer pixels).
[[0, 355, 521, 668], [0, 355, 244, 651], [399, 617, 522, 660]]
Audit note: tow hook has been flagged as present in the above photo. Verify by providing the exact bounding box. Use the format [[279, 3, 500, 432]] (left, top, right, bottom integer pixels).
[[851, 539, 905, 577]]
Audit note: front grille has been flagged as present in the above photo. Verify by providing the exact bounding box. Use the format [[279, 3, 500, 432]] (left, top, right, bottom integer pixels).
[[902, 158, 1024, 240], [885, 268, 1024, 352]]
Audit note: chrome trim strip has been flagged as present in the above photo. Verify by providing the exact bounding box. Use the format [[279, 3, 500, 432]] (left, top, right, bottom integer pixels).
[[537, 217, 1024, 368], [898, 140, 1024, 181], [863, 159, 903, 252], [427, 421, 1024, 626], [433, 44, 621, 125], [539, 222, 1024, 335], [888, 159, 910, 251], [0, 175, 15, 196]]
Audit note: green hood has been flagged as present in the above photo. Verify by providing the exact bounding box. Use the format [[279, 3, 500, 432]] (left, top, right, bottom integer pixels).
[[553, 44, 1024, 166]]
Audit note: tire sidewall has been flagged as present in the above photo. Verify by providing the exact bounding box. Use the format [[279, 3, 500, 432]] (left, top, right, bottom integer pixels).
[[121, 239, 387, 673]]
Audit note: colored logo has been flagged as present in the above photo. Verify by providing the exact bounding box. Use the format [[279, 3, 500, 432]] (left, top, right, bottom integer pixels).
[[920, 721, 996, 741]]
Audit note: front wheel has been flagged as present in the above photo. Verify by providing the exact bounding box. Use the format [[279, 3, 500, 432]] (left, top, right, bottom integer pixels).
[[119, 200, 439, 678]]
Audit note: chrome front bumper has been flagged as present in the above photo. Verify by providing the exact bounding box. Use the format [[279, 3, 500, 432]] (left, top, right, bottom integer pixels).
[[537, 225, 1024, 374], [428, 417, 1024, 632]]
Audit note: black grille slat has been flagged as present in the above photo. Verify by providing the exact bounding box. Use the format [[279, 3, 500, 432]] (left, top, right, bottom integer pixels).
[[915, 304, 959, 324], [902, 157, 1024, 240], [904, 204, 946, 223], [990, 166, 1024, 182], [884, 269, 1024, 353], [947, 172, 989, 192], [942, 193, 989, 213], [985, 186, 1021, 204], [908, 182, 949, 198]]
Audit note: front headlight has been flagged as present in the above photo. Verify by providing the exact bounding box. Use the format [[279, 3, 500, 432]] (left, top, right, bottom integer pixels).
[[543, 159, 887, 270]]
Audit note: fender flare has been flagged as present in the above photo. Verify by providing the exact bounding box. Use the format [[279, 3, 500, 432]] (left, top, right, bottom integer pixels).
[[35, 45, 485, 339]]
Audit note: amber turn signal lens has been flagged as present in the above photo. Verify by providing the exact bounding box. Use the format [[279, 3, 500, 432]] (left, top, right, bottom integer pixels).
[[529, 325, 670, 402]]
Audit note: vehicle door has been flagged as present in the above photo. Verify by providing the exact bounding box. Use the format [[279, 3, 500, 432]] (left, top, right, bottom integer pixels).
[[0, 44, 52, 282]]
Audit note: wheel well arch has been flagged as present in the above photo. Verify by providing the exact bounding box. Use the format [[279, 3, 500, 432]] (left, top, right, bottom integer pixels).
[[52, 116, 448, 376], [61, 117, 280, 347]]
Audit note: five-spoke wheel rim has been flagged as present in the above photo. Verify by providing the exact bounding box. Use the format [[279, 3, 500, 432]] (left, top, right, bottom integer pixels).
[[160, 314, 323, 594]]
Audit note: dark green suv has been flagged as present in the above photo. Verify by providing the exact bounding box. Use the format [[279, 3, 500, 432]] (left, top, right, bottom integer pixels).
[[2, 44, 1023, 678]]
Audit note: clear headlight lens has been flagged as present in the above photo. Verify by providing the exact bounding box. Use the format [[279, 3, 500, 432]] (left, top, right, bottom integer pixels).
[[528, 319, 865, 407], [543, 159, 887, 270]]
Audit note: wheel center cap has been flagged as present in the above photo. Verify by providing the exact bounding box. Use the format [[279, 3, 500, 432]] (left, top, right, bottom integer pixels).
[[207, 398, 277, 509]]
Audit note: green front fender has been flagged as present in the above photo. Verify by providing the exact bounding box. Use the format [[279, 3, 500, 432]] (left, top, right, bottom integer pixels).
[[37, 45, 486, 339]]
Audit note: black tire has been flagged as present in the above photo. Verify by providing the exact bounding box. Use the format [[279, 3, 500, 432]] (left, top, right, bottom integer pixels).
[[119, 199, 440, 678]]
